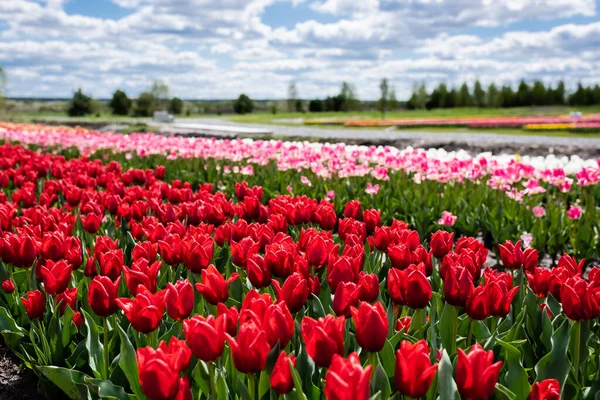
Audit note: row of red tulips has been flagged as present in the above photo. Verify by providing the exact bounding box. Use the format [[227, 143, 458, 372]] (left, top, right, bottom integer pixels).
[[0, 142, 593, 399]]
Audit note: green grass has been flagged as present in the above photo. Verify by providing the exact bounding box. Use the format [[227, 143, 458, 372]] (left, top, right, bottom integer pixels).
[[222, 105, 600, 125]]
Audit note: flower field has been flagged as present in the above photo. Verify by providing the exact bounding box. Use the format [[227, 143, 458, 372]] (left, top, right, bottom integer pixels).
[[304, 114, 600, 132], [0, 123, 600, 399]]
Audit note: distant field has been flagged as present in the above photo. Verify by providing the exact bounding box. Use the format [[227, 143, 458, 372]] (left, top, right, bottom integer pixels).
[[3, 105, 600, 138]]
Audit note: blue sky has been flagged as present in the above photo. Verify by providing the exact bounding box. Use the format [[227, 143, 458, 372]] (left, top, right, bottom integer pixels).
[[0, 0, 599, 100]]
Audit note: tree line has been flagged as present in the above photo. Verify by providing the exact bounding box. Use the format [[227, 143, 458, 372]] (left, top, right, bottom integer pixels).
[[406, 80, 600, 110], [68, 81, 185, 117]]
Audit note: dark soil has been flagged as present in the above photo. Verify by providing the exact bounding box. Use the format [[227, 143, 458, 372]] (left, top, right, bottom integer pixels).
[[0, 340, 42, 400]]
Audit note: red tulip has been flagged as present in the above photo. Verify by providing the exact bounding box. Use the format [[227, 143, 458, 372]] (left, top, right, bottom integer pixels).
[[247, 253, 272, 289], [498, 240, 523, 270], [132, 241, 158, 263], [314, 203, 337, 230], [528, 379, 560, 400], [231, 237, 260, 269], [1, 279, 15, 294], [327, 254, 360, 293], [180, 235, 214, 273], [265, 240, 295, 278], [343, 200, 362, 220], [395, 340, 438, 398], [183, 315, 226, 362], [40, 259, 72, 295], [15, 233, 38, 269], [363, 209, 381, 233], [430, 230, 454, 259], [165, 280, 194, 321], [88, 276, 121, 317], [99, 249, 124, 281], [301, 315, 345, 367], [465, 284, 491, 320], [357, 272, 379, 302], [373, 226, 393, 252], [20, 290, 45, 319], [226, 320, 270, 374], [136, 344, 185, 400], [484, 269, 520, 318], [523, 247, 539, 273], [217, 303, 239, 336], [81, 213, 102, 234], [157, 337, 192, 373], [56, 287, 77, 314], [123, 259, 162, 295], [561, 277, 600, 321], [263, 301, 295, 348], [332, 282, 362, 317], [395, 316, 412, 333], [527, 267, 551, 298], [195, 265, 239, 305], [324, 353, 372, 400], [271, 351, 296, 394], [387, 263, 432, 309], [351, 301, 388, 352], [84, 256, 98, 277], [72, 311, 84, 331], [443, 264, 473, 307], [388, 243, 412, 270], [456, 344, 503, 400], [158, 234, 182, 266], [39, 232, 64, 262], [273, 272, 309, 313], [116, 287, 165, 333], [306, 236, 331, 268]]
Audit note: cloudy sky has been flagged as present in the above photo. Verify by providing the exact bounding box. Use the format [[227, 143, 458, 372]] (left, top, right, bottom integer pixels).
[[0, 0, 599, 100]]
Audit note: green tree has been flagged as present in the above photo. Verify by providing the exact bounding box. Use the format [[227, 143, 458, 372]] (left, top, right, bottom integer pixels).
[[150, 80, 169, 111], [438, 83, 449, 108], [516, 80, 532, 106], [501, 85, 516, 107], [407, 83, 428, 110], [68, 89, 93, 117], [389, 89, 398, 111], [456, 83, 473, 107], [169, 97, 184, 115], [473, 80, 485, 107], [295, 99, 304, 113], [446, 88, 457, 108], [309, 99, 324, 112], [133, 92, 156, 117], [531, 81, 547, 106], [233, 94, 254, 114], [287, 82, 297, 112], [109, 90, 132, 116], [340, 82, 360, 111], [553, 81, 566, 105], [378, 78, 389, 118], [486, 83, 500, 108]]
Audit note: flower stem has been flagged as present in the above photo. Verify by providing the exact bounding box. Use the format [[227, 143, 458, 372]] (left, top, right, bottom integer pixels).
[[451, 305, 458, 355], [490, 317, 498, 336], [248, 373, 256, 400], [103, 317, 109, 380], [369, 352, 378, 368], [466, 318, 475, 348], [209, 362, 217, 400], [573, 321, 581, 384]]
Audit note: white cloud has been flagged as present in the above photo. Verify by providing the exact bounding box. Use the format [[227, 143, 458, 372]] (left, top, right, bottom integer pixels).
[[0, 0, 598, 100]]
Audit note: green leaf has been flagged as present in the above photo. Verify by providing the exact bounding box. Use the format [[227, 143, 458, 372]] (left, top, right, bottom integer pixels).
[[437, 349, 459, 400], [81, 310, 105, 379], [289, 358, 308, 400], [191, 360, 210, 396], [258, 370, 270, 399], [217, 373, 229, 400], [494, 383, 517, 400], [497, 339, 530, 399], [37, 365, 90, 400], [84, 377, 135, 400], [371, 362, 391, 400], [310, 293, 325, 318], [439, 303, 458, 355], [380, 339, 395, 378], [534, 319, 571, 392], [116, 324, 146, 400]]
